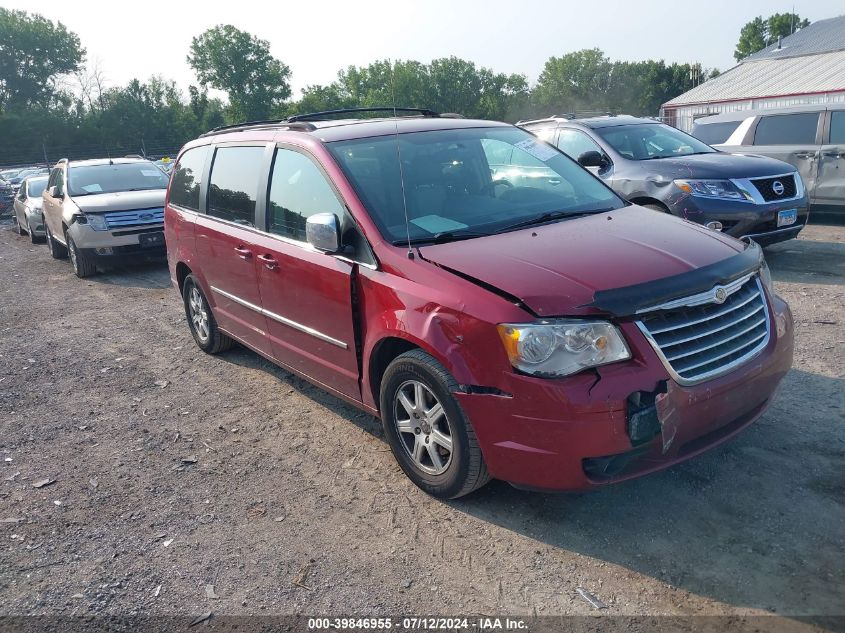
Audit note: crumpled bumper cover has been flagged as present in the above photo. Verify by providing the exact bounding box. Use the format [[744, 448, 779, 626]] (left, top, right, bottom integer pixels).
[[455, 295, 794, 492]]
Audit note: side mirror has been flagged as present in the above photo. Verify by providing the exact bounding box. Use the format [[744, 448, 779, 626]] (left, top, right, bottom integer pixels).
[[47, 186, 59, 198], [306, 213, 340, 253], [577, 150, 607, 168]]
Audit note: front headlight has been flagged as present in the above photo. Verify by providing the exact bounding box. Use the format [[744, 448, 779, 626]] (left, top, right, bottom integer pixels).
[[497, 320, 631, 378], [84, 213, 108, 231], [675, 179, 750, 201], [759, 259, 774, 296]]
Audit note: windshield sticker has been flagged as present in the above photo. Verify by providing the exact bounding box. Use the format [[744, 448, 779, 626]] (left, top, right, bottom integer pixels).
[[411, 215, 469, 234], [514, 138, 558, 162], [141, 170, 161, 177], [81, 184, 103, 193]]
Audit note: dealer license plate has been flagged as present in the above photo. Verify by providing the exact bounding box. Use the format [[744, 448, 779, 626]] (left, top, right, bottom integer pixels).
[[777, 209, 797, 227]]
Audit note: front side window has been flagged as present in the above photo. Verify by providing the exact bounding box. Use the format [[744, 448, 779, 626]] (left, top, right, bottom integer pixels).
[[596, 123, 716, 160], [754, 113, 819, 145], [829, 111, 845, 144], [207, 146, 264, 226], [556, 128, 604, 160], [67, 162, 169, 197], [327, 126, 625, 245], [170, 145, 210, 211], [267, 149, 345, 241]]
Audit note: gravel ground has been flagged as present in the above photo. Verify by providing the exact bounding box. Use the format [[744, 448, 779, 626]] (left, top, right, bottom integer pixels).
[[0, 220, 842, 631]]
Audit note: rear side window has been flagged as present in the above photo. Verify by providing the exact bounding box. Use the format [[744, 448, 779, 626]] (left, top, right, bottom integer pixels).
[[207, 146, 265, 226], [754, 113, 819, 145], [556, 128, 603, 159], [692, 121, 741, 145], [170, 146, 210, 211], [267, 148, 345, 241], [830, 111, 845, 144]]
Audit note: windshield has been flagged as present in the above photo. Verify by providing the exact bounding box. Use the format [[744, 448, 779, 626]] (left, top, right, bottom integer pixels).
[[327, 127, 625, 244], [596, 123, 716, 160], [67, 162, 169, 196], [26, 177, 48, 197]]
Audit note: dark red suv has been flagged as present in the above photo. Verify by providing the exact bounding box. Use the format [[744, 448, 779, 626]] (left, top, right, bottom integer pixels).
[[164, 108, 794, 498]]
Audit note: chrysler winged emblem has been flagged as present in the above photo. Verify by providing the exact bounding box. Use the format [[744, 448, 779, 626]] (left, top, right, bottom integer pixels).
[[713, 287, 728, 304]]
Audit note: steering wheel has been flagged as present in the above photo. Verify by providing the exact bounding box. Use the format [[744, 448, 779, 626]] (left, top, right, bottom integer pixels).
[[481, 179, 514, 196]]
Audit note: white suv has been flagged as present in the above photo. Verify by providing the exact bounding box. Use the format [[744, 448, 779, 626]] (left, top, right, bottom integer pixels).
[[42, 157, 170, 277]]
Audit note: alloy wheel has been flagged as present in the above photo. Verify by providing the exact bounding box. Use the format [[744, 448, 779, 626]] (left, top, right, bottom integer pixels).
[[188, 286, 210, 343], [393, 380, 454, 475]]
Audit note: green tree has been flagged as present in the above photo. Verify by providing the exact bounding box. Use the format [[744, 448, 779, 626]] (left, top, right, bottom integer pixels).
[[734, 13, 810, 61], [293, 57, 527, 121], [188, 25, 291, 122], [533, 49, 612, 114], [0, 8, 85, 111]]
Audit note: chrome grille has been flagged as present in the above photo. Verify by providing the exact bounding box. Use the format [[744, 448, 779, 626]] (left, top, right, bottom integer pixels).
[[637, 276, 770, 384], [103, 208, 164, 229]]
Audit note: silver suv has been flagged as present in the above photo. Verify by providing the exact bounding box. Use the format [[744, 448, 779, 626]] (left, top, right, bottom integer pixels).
[[42, 157, 170, 277], [692, 104, 845, 219]]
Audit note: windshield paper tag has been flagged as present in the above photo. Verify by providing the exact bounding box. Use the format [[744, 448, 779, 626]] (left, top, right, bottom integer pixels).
[[411, 215, 469, 234], [514, 138, 558, 162]]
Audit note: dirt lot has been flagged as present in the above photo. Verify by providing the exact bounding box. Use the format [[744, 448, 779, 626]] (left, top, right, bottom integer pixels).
[[0, 220, 843, 630]]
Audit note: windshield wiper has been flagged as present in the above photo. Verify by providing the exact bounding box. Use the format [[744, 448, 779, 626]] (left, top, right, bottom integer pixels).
[[399, 230, 492, 246], [497, 209, 604, 233]]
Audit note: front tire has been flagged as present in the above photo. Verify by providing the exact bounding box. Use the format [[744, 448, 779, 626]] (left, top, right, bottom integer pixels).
[[29, 220, 44, 244], [46, 226, 67, 259], [183, 274, 234, 354], [643, 203, 670, 214], [380, 349, 490, 499], [67, 236, 97, 278]]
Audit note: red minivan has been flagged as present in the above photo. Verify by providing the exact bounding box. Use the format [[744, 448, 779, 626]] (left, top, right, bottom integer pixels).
[[164, 109, 794, 498]]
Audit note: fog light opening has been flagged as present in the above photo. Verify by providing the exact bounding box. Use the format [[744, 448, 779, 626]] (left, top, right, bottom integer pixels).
[[95, 247, 113, 256]]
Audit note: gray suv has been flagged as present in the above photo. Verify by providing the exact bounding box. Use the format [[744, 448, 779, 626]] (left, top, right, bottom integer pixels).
[[692, 104, 845, 220], [519, 115, 809, 246]]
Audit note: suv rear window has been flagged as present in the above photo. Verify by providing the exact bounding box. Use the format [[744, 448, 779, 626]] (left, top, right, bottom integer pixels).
[[692, 121, 741, 145], [170, 146, 210, 211], [207, 146, 265, 226], [754, 113, 819, 145], [68, 162, 169, 197], [830, 111, 845, 144]]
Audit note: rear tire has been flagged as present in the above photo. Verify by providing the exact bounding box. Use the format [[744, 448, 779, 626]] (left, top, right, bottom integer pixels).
[[183, 274, 234, 354], [46, 226, 67, 259], [68, 236, 97, 278], [380, 349, 490, 499]]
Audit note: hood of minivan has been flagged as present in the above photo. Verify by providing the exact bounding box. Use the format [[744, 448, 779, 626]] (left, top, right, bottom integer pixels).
[[418, 206, 746, 317], [71, 189, 166, 213], [646, 151, 795, 179]]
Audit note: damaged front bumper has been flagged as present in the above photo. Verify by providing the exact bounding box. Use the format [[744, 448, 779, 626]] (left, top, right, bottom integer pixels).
[[454, 294, 794, 492]]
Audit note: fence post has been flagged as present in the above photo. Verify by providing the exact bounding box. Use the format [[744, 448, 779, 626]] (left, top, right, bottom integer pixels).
[[141, 138, 147, 158], [42, 141, 49, 167]]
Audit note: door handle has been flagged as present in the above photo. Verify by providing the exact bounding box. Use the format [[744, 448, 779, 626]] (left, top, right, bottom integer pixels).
[[794, 152, 816, 159], [234, 246, 252, 260], [257, 254, 278, 270], [823, 151, 845, 158]]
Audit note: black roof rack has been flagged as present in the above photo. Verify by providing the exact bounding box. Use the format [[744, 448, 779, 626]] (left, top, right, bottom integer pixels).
[[201, 119, 316, 138], [287, 107, 440, 122]]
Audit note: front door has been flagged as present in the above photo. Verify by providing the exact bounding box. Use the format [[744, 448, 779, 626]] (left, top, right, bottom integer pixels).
[[741, 112, 822, 199], [251, 147, 360, 401], [195, 145, 269, 352], [42, 167, 65, 240], [815, 109, 845, 215]]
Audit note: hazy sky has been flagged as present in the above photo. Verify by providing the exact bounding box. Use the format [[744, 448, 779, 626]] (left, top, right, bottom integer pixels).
[[6, 0, 844, 97]]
